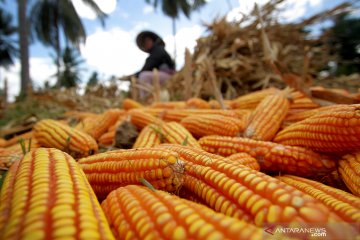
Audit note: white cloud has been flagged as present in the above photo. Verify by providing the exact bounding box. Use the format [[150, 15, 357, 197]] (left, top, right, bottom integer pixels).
[[119, 10, 130, 19], [30, 57, 57, 87], [278, 0, 323, 22], [2, 57, 56, 101], [227, 0, 324, 23], [143, 5, 155, 15], [309, 0, 322, 7], [1, 63, 20, 102], [2, 24, 203, 101], [72, 0, 117, 20], [80, 27, 148, 78], [131, 21, 151, 33], [226, 0, 268, 22], [164, 25, 204, 69], [80, 24, 203, 83]]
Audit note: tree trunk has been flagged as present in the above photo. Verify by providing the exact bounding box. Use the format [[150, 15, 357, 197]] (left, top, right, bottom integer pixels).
[[55, 28, 61, 87], [172, 17, 176, 69], [55, 5, 61, 88], [4, 77, 8, 108], [18, 0, 30, 97]]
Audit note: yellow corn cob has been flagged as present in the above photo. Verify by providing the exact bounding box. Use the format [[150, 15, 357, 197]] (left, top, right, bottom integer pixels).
[[78, 109, 124, 140], [5, 136, 39, 152], [157, 144, 348, 235], [233, 109, 252, 122], [0, 148, 114, 239], [0, 138, 6, 147], [276, 175, 360, 222], [129, 109, 164, 129], [198, 136, 336, 177], [150, 101, 186, 109], [158, 144, 250, 169], [63, 111, 98, 120], [98, 131, 116, 146], [107, 116, 126, 132], [312, 170, 350, 192], [98, 117, 126, 146], [160, 109, 242, 122], [132, 124, 161, 148], [180, 173, 252, 222], [177, 184, 208, 204], [289, 97, 320, 110], [101, 185, 266, 240], [208, 99, 233, 109], [209, 100, 219, 109], [141, 108, 167, 118], [186, 97, 211, 109], [122, 98, 144, 110], [209, 99, 229, 109], [289, 90, 306, 100], [2, 131, 33, 148], [244, 92, 290, 141], [34, 119, 98, 158], [338, 152, 360, 197], [159, 110, 195, 122], [92, 109, 124, 140], [274, 104, 360, 153], [227, 152, 260, 171], [160, 122, 201, 149], [75, 115, 100, 132], [328, 88, 352, 96], [284, 105, 342, 124], [181, 114, 245, 137], [78, 148, 184, 200], [230, 87, 280, 109]]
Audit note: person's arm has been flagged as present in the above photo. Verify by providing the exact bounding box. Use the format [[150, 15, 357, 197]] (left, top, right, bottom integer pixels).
[[140, 46, 166, 72]]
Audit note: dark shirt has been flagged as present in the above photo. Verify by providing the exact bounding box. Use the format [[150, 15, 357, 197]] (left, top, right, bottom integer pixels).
[[136, 43, 175, 77]]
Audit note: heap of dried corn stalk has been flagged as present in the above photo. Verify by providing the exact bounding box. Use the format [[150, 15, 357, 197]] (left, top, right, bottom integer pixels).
[[167, 0, 356, 100]]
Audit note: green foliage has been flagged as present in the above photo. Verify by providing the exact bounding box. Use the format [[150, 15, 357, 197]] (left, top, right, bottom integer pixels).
[[182, 135, 188, 146], [29, 0, 107, 88], [0, 8, 18, 68], [87, 71, 99, 87], [0, 99, 65, 126], [30, 0, 106, 50], [140, 178, 156, 191], [328, 13, 360, 75], [18, 138, 28, 155], [0, 169, 7, 191], [57, 46, 85, 88], [146, 0, 207, 19]]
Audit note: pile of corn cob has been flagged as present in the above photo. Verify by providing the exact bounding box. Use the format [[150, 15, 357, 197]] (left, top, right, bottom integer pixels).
[[0, 87, 359, 239]]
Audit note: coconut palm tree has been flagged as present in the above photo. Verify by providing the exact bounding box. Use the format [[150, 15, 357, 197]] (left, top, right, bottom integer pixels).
[[29, 0, 106, 87], [145, 0, 207, 67], [0, 7, 17, 104], [17, 0, 30, 96], [57, 46, 85, 88], [0, 8, 18, 68], [87, 71, 99, 87]]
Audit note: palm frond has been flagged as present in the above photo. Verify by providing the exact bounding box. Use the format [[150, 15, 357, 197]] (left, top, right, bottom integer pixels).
[[58, 0, 86, 48], [29, 0, 59, 47], [178, 0, 191, 18], [147, 0, 207, 19], [162, 0, 179, 18], [0, 8, 18, 68], [57, 46, 85, 88], [80, 0, 107, 26]]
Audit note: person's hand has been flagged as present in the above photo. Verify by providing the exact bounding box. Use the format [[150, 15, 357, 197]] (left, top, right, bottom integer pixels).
[[118, 74, 134, 81]]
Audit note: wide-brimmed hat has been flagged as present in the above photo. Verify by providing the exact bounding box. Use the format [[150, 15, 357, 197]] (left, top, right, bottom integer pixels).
[[136, 30, 165, 52]]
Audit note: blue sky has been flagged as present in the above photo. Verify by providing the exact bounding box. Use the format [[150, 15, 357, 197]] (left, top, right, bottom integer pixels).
[[1, 0, 347, 100]]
